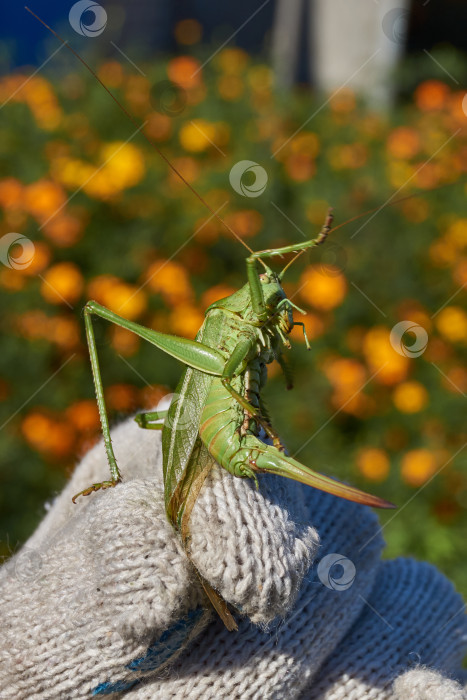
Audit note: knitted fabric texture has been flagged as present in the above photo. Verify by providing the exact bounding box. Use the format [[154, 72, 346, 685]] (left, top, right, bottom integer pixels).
[[0, 415, 466, 699]]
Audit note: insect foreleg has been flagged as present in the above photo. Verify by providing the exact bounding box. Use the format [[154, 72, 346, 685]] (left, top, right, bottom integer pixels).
[[248, 209, 334, 273], [293, 322, 311, 350]]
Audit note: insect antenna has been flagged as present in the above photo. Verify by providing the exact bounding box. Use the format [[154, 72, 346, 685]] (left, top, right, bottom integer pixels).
[[25, 6, 258, 259], [279, 181, 463, 278]]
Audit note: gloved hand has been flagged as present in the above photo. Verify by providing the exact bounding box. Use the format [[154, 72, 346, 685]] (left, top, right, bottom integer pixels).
[[0, 413, 466, 699]]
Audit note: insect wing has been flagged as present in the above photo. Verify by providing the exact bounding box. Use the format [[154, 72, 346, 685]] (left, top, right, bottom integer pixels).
[[162, 313, 223, 524]]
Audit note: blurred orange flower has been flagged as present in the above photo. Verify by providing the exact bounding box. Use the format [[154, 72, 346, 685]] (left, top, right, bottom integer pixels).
[[97, 61, 124, 88], [22, 411, 75, 458], [40, 262, 84, 305], [224, 210, 263, 238], [401, 449, 437, 487], [401, 197, 429, 223], [145, 113, 172, 141], [0, 178, 23, 209], [217, 75, 244, 101], [42, 214, 84, 248], [387, 127, 421, 160], [329, 88, 356, 114], [175, 18, 203, 45], [323, 356, 370, 416], [285, 154, 316, 181], [356, 447, 390, 481], [362, 327, 410, 385], [168, 56, 202, 88], [328, 143, 368, 170], [88, 275, 147, 320], [299, 265, 347, 310], [105, 384, 139, 412], [414, 80, 450, 111], [66, 400, 100, 433], [21, 241, 51, 277], [170, 303, 204, 338], [110, 325, 141, 356], [201, 284, 237, 308], [393, 380, 429, 413], [24, 180, 66, 222], [146, 260, 193, 305]]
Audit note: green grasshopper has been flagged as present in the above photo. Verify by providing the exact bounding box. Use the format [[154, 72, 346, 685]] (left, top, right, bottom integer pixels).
[[29, 8, 395, 631]]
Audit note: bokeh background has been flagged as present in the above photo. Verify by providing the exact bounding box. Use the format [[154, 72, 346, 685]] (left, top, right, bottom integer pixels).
[[0, 0, 466, 603]]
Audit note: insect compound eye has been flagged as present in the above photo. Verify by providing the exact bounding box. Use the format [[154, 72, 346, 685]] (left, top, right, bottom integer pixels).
[[259, 274, 269, 283]]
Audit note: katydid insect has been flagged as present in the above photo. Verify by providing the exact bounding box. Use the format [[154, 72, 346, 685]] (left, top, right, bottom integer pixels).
[[28, 8, 397, 630]]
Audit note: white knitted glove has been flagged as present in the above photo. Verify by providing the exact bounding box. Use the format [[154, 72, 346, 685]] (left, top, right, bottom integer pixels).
[[0, 414, 466, 699]]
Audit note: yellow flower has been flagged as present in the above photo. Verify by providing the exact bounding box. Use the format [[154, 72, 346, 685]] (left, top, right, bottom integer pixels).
[[435, 306, 467, 343], [179, 119, 218, 153], [393, 381, 429, 413], [401, 449, 437, 487], [216, 48, 249, 74], [299, 265, 347, 310], [445, 219, 467, 249], [362, 327, 410, 385], [40, 262, 84, 305], [98, 142, 145, 189], [356, 448, 390, 482]]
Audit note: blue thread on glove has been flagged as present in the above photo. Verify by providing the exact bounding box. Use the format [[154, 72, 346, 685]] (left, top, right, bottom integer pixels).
[[92, 608, 205, 695]]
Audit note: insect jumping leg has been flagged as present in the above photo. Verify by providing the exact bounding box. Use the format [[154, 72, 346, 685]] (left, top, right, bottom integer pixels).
[[72, 300, 227, 502]]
